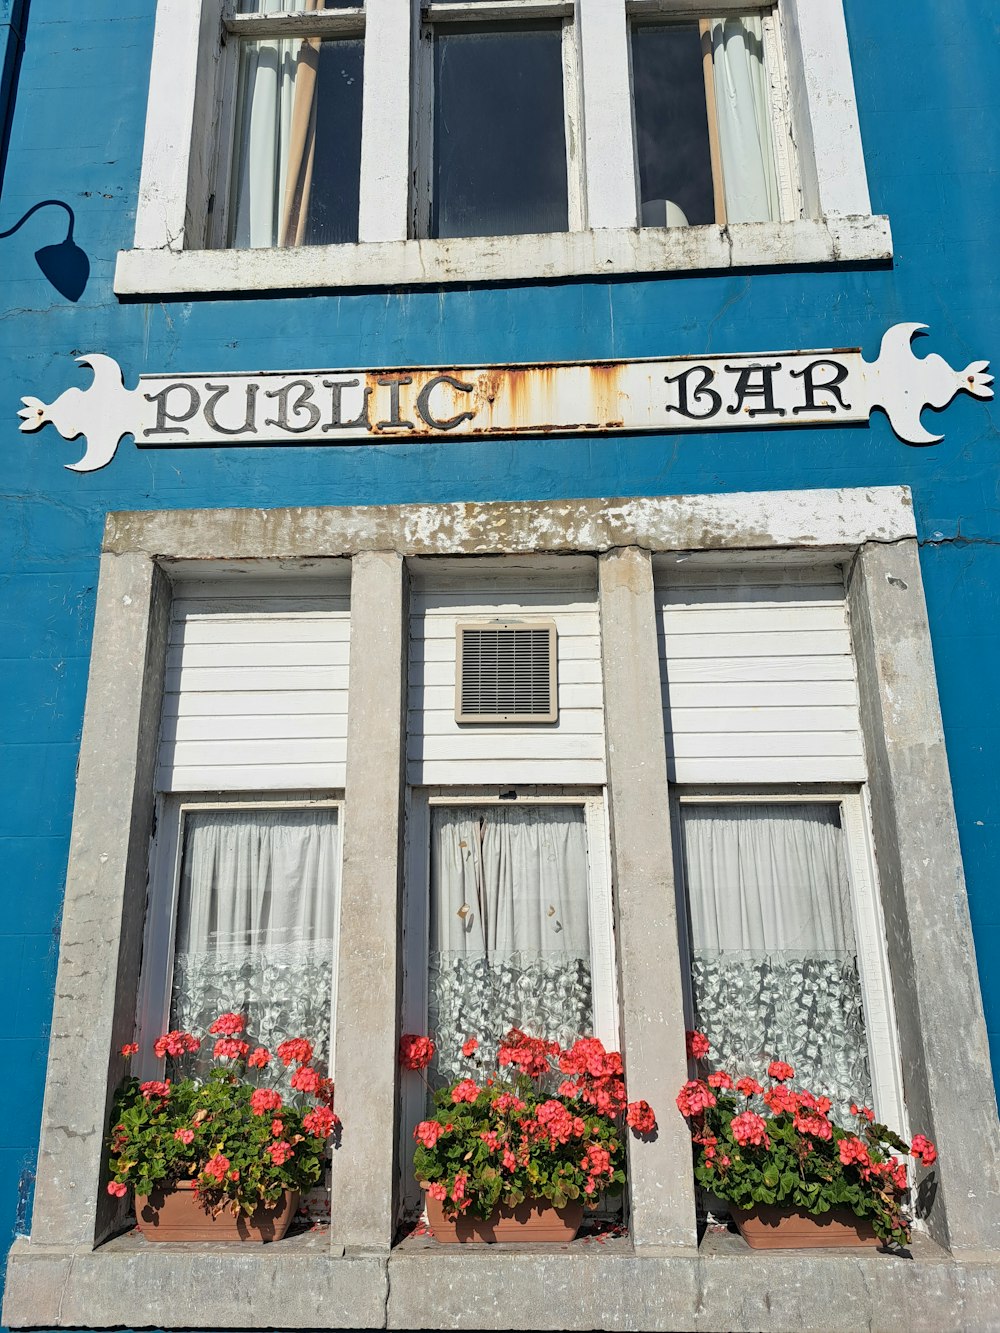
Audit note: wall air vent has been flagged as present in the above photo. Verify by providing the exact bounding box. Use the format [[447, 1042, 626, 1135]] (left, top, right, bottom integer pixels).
[[456, 621, 558, 723]]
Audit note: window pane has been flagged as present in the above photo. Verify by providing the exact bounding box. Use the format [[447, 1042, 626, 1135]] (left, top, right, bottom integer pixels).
[[170, 807, 339, 1072], [230, 37, 363, 248], [428, 805, 592, 1081], [679, 803, 872, 1118], [431, 24, 568, 239], [631, 23, 714, 228]]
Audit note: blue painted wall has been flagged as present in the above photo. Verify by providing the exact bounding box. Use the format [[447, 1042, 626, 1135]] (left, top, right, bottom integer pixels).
[[0, 0, 997, 1295]]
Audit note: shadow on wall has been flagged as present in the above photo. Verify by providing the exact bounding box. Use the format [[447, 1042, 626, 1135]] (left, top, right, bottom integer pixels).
[[0, 198, 90, 301]]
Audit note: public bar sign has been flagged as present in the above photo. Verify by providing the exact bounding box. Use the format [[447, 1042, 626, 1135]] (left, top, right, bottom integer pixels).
[[18, 322, 992, 473]]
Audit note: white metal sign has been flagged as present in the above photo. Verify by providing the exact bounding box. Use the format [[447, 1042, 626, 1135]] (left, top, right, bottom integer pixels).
[[18, 323, 992, 473]]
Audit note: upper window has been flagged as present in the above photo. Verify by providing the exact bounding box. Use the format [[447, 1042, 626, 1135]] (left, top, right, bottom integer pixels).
[[631, 16, 783, 228], [118, 1, 888, 294], [424, 21, 572, 240]]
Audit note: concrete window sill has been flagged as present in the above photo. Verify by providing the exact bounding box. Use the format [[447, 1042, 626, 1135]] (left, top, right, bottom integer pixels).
[[5, 1227, 998, 1330], [113, 216, 893, 299]]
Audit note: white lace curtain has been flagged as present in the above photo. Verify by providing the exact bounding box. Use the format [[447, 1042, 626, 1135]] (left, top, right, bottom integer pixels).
[[681, 803, 872, 1119], [170, 806, 339, 1072], [429, 805, 593, 1081], [231, 0, 323, 248], [710, 15, 780, 224]]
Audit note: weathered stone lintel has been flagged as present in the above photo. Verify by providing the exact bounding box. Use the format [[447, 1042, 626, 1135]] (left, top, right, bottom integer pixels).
[[103, 488, 916, 563], [4, 1239, 999, 1331]]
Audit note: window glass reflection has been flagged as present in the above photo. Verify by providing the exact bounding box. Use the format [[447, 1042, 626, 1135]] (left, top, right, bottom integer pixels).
[[432, 24, 568, 240]]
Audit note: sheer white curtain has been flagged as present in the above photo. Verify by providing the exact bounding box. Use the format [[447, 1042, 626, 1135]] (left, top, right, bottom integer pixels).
[[710, 16, 780, 224], [429, 805, 593, 1080], [681, 803, 871, 1117], [171, 807, 339, 1071], [230, 0, 321, 248]]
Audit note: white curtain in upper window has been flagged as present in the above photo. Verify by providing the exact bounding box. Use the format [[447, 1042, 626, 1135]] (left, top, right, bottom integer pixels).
[[429, 805, 593, 1080], [231, 0, 321, 248], [171, 806, 339, 1071], [710, 15, 780, 224], [681, 802, 872, 1117]]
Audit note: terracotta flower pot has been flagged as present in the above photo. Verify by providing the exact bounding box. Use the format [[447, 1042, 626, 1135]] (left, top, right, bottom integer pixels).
[[729, 1204, 880, 1250], [135, 1180, 300, 1242], [424, 1191, 583, 1244]]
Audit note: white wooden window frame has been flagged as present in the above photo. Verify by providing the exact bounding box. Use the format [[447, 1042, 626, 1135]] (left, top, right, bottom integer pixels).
[[412, 3, 586, 239], [115, 0, 890, 296], [136, 790, 345, 1081], [399, 786, 618, 1211], [670, 784, 907, 1138]]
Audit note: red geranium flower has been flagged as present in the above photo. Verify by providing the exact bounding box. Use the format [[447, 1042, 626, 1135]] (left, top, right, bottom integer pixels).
[[767, 1060, 795, 1083], [276, 1037, 314, 1067], [626, 1100, 657, 1134], [399, 1033, 435, 1071], [208, 1012, 246, 1036], [686, 1030, 710, 1061]]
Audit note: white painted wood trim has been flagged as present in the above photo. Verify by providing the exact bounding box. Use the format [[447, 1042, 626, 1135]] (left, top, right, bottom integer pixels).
[[842, 788, 907, 1135], [561, 14, 586, 234], [127, 0, 884, 282], [224, 10, 366, 38], [577, 0, 638, 229], [781, 0, 872, 217], [358, 0, 416, 243], [133, 0, 217, 251], [116, 213, 892, 294]]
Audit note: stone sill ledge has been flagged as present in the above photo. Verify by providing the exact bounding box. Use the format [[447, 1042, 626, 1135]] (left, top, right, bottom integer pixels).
[[5, 1231, 998, 1330], [113, 215, 893, 299]]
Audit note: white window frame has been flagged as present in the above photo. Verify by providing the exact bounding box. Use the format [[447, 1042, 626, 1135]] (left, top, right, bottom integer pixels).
[[627, 3, 799, 227], [671, 784, 907, 1137], [399, 786, 618, 1211], [413, 3, 586, 240], [136, 790, 345, 1080], [115, 0, 890, 296]]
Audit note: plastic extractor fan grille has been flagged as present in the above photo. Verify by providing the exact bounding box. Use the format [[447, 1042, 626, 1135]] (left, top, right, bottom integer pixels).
[[456, 623, 557, 722]]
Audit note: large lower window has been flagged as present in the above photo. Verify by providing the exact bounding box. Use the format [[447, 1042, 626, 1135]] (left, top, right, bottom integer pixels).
[[428, 803, 593, 1079], [675, 795, 903, 1124], [401, 793, 617, 1203], [139, 798, 342, 1076]]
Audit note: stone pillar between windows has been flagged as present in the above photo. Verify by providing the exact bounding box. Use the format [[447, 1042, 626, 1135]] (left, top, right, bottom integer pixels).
[[31, 551, 171, 1247], [848, 538, 1000, 1257], [598, 546, 697, 1251], [329, 550, 409, 1254]]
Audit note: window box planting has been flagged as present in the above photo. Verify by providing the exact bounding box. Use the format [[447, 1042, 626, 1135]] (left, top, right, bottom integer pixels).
[[677, 1030, 938, 1249], [401, 1027, 657, 1243], [106, 1013, 340, 1242]]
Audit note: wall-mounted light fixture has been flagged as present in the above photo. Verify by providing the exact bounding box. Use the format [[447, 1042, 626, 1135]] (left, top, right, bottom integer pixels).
[[0, 198, 89, 301]]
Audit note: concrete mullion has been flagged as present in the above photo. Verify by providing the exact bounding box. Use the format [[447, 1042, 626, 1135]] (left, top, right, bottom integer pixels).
[[31, 552, 171, 1247], [848, 539, 1000, 1256], [598, 546, 697, 1251], [330, 551, 409, 1253]]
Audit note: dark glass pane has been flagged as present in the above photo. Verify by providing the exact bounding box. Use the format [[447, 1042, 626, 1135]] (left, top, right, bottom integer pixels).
[[307, 37, 364, 244], [432, 24, 568, 239], [631, 24, 714, 228]]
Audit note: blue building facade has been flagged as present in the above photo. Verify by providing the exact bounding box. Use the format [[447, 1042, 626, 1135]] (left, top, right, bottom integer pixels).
[[0, 1, 998, 1328]]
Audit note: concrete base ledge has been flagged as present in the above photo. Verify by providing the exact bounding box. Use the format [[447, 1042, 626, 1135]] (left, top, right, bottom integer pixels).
[[5, 1236, 999, 1331]]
